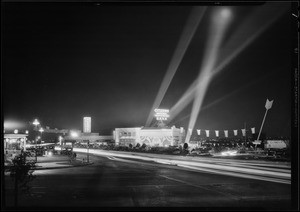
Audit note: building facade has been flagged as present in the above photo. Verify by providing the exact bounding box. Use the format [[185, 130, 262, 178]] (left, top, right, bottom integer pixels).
[[4, 133, 28, 162], [114, 126, 185, 147], [64, 131, 113, 145]]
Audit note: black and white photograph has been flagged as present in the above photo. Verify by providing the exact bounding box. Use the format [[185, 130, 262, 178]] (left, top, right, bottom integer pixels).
[[2, 0, 299, 210]]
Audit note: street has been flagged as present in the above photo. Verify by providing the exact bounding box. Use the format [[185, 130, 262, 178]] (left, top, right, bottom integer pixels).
[[4, 152, 291, 209]]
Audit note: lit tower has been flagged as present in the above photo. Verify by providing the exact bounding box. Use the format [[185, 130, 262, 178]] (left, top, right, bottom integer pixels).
[[83, 117, 91, 133]]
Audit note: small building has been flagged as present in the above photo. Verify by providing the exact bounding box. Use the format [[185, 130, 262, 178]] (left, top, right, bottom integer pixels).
[[64, 131, 113, 146], [264, 140, 288, 149], [4, 133, 28, 162], [114, 126, 185, 147]]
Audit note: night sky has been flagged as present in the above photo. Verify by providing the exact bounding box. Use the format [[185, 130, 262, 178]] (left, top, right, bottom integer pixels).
[[2, 2, 296, 137]]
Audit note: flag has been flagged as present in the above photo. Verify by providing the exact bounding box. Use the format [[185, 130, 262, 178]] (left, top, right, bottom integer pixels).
[[180, 127, 184, 133], [188, 128, 192, 134], [215, 130, 219, 137], [242, 129, 246, 137], [205, 130, 209, 137], [224, 130, 228, 138], [234, 130, 238, 136], [265, 99, 274, 110], [197, 129, 201, 135], [251, 127, 255, 134]]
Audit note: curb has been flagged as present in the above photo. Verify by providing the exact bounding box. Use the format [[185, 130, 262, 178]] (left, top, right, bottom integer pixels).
[[34, 162, 94, 170], [3, 161, 95, 171]]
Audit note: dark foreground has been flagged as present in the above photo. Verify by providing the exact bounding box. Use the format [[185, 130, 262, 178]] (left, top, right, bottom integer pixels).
[[3, 152, 291, 210]]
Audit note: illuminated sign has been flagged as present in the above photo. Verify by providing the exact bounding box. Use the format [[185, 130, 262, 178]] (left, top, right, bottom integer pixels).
[[154, 109, 169, 121], [83, 117, 91, 133]]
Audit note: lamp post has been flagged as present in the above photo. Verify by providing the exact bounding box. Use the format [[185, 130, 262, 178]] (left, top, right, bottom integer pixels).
[[70, 130, 80, 160], [39, 127, 44, 142], [33, 119, 40, 130], [32, 119, 40, 162], [87, 140, 90, 163], [58, 136, 63, 151], [39, 128, 44, 156]]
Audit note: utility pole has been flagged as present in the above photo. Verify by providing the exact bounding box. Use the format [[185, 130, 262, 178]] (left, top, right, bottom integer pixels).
[[244, 122, 247, 144], [87, 140, 90, 163], [257, 99, 274, 142]]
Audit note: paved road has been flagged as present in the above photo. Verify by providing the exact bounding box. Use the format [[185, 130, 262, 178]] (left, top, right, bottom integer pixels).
[[74, 148, 291, 184], [4, 152, 291, 209]]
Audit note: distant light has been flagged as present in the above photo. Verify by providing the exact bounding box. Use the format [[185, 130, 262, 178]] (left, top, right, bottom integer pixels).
[[33, 119, 40, 126], [4, 120, 26, 130], [14, 129, 18, 134], [48, 151, 53, 156], [39, 128, 44, 133], [25, 130, 29, 134], [71, 131, 79, 138], [221, 150, 237, 156]]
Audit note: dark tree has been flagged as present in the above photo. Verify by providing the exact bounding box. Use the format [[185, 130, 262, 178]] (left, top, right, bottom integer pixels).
[[9, 151, 36, 206], [183, 143, 188, 150]]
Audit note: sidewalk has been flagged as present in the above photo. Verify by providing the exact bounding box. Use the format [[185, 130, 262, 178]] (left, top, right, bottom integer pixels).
[[33, 154, 93, 170]]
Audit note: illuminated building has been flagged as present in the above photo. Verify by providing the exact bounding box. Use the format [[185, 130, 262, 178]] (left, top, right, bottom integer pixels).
[[4, 133, 28, 161], [83, 117, 91, 133], [114, 126, 185, 147], [64, 130, 113, 146], [114, 108, 185, 147]]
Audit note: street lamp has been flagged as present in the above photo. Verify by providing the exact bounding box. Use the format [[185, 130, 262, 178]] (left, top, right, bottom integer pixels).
[[39, 127, 44, 156], [33, 119, 40, 162], [39, 127, 44, 143], [33, 119, 40, 129], [70, 130, 84, 162], [58, 136, 63, 151]]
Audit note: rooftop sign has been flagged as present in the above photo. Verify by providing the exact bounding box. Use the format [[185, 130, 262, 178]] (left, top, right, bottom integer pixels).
[[154, 108, 169, 121]]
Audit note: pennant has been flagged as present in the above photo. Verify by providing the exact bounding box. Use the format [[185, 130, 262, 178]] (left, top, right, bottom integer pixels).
[[265, 99, 274, 110], [251, 127, 255, 134], [241, 129, 246, 137], [215, 130, 219, 137], [234, 130, 238, 136], [197, 129, 201, 135], [224, 130, 228, 138], [205, 130, 210, 137]]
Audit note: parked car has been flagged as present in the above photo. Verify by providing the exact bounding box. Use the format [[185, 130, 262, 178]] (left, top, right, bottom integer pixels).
[[61, 147, 73, 155]]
